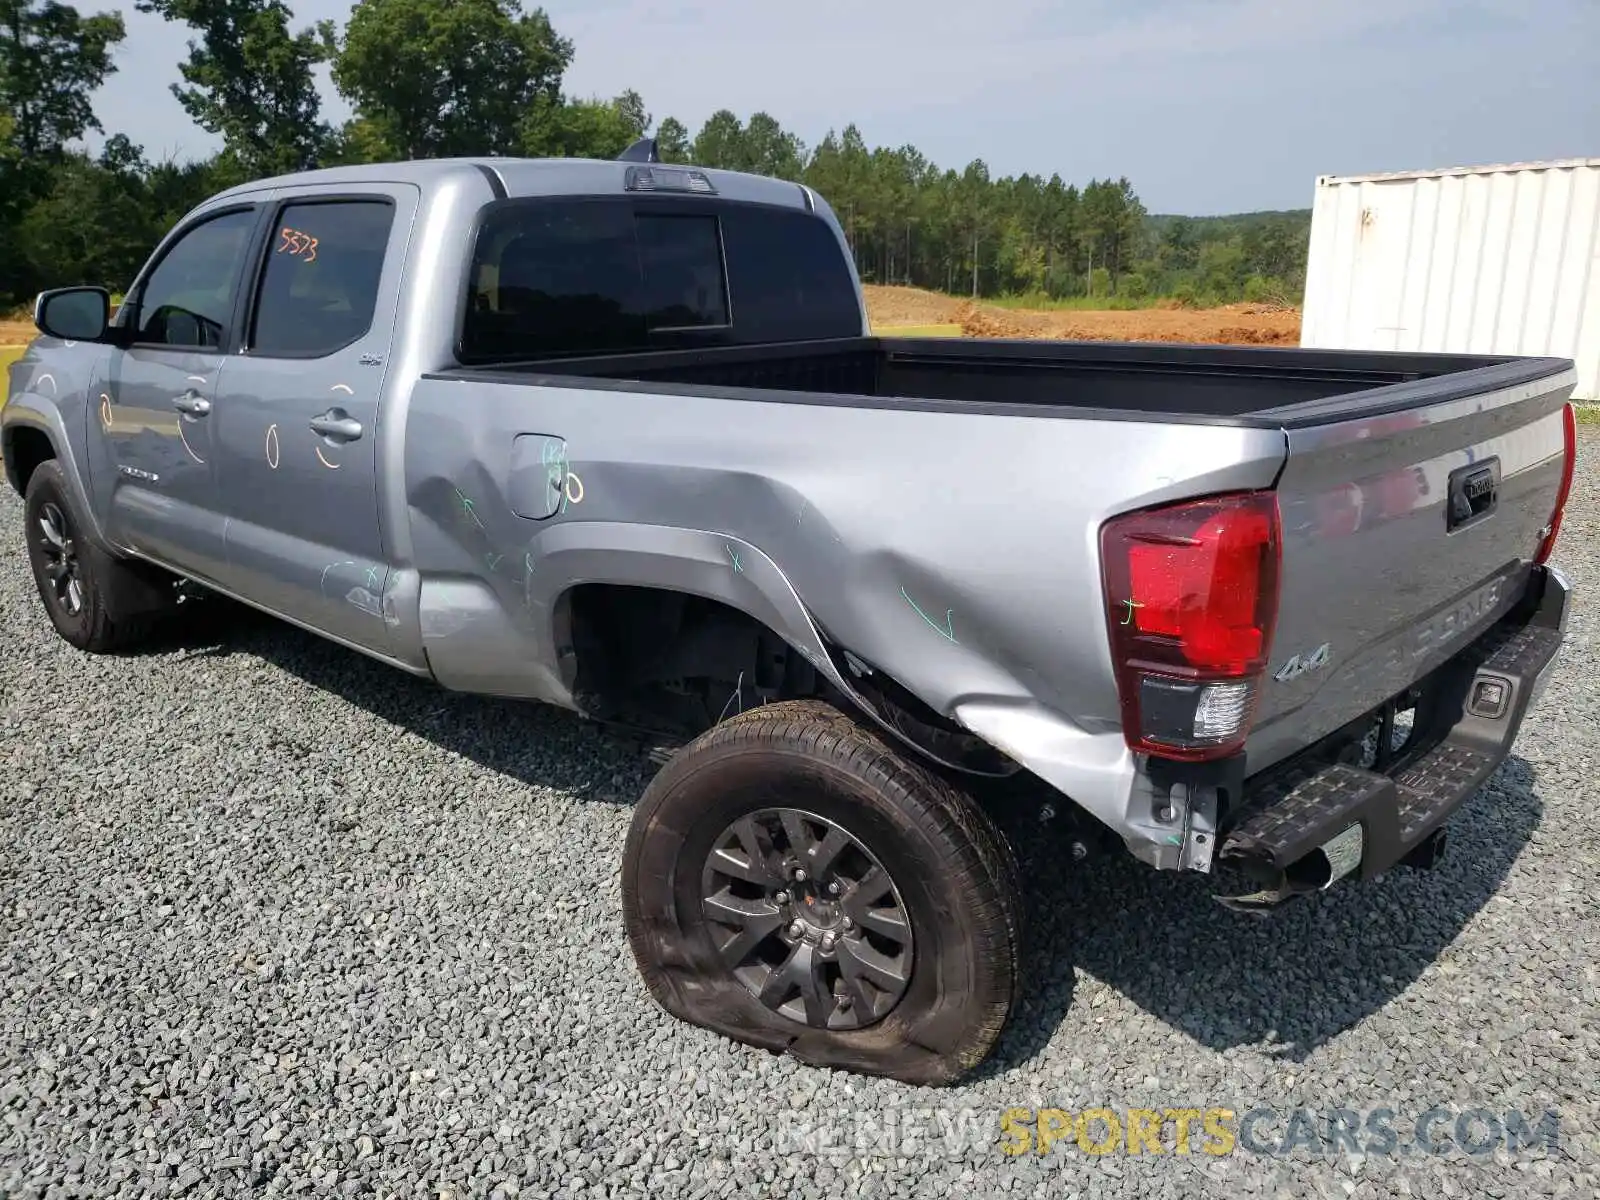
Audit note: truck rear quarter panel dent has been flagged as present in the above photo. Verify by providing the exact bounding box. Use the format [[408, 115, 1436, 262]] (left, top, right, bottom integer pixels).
[[402, 376, 1287, 827]]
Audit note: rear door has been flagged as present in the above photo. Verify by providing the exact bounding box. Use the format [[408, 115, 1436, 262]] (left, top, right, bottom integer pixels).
[[1246, 368, 1574, 774], [91, 204, 263, 580], [212, 185, 415, 653]]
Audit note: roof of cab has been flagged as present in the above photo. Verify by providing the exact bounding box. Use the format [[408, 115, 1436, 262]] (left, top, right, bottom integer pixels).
[[207, 156, 815, 212]]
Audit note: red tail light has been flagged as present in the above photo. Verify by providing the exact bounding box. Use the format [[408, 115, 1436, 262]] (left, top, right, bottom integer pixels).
[[1101, 491, 1283, 761], [1533, 402, 1577, 566]]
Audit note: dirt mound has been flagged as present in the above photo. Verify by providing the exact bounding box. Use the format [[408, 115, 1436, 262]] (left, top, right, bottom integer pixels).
[[866, 287, 1302, 347], [1215, 325, 1297, 345], [862, 285, 965, 327], [953, 302, 1037, 339]]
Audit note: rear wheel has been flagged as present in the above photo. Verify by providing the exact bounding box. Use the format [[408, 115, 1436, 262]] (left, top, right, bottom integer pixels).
[[23, 460, 174, 652], [621, 699, 1022, 1085]]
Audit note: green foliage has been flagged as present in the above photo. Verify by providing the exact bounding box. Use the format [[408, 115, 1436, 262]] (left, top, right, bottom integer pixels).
[[0, 1, 1312, 310], [134, 0, 329, 177], [328, 0, 572, 159], [654, 116, 689, 163], [523, 88, 648, 160], [689, 110, 804, 179], [0, 1, 125, 159]]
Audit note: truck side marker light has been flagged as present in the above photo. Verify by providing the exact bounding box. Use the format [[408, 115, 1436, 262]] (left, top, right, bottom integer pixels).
[[900, 586, 958, 643]]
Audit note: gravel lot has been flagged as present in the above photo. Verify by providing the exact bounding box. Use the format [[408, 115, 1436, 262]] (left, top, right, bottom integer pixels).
[[3, 436, 1598, 1199]]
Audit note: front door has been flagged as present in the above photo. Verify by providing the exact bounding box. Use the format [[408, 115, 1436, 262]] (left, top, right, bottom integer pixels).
[[213, 187, 415, 653], [93, 206, 262, 581]]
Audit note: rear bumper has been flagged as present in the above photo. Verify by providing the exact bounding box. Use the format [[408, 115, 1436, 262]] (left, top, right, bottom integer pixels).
[[1217, 564, 1569, 903]]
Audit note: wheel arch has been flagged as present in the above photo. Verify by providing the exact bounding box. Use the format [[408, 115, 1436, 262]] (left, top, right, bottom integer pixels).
[[524, 522, 1017, 776], [3, 394, 112, 549]]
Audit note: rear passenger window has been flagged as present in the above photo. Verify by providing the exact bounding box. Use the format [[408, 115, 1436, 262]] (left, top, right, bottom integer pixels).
[[251, 200, 394, 357], [468, 201, 649, 359], [718, 207, 862, 342], [459, 198, 860, 363], [636, 214, 728, 329]]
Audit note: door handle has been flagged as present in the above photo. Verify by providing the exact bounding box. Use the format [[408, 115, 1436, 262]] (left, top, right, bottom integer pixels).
[[310, 409, 363, 442], [172, 391, 211, 416]]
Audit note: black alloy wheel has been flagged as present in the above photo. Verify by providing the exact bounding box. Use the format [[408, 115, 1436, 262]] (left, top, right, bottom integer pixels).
[[34, 498, 86, 616], [700, 806, 914, 1030]]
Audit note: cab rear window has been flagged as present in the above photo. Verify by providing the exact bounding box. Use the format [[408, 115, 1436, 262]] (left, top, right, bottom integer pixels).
[[459, 198, 861, 362]]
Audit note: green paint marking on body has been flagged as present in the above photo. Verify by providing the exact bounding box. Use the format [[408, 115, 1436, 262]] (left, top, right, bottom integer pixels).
[[900, 586, 957, 643]]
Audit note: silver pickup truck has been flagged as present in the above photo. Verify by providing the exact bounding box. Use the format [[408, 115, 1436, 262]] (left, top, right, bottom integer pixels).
[[3, 148, 1578, 1085]]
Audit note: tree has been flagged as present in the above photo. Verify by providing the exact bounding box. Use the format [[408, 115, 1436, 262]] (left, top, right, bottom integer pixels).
[[0, 109, 26, 291], [740, 112, 803, 179], [688, 109, 746, 170], [329, 0, 573, 159], [653, 116, 688, 163], [0, 0, 126, 158], [522, 88, 649, 160], [956, 160, 991, 297], [1, 10, 1320, 312], [16, 143, 165, 294], [322, 115, 392, 167], [134, 0, 329, 179]]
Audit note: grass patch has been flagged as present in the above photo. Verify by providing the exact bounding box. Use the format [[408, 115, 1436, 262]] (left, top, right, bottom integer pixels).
[[1574, 404, 1600, 426], [874, 323, 964, 338], [1, 344, 25, 373], [986, 292, 1171, 312]]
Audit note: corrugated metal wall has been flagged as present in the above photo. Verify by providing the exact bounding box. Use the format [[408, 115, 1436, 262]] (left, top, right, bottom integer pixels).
[[1300, 158, 1600, 400]]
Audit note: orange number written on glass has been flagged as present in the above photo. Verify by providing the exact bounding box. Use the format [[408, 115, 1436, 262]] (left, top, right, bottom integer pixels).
[[275, 226, 319, 263]]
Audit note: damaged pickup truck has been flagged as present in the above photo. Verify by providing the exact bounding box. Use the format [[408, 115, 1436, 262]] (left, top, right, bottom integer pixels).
[[3, 146, 1578, 1085]]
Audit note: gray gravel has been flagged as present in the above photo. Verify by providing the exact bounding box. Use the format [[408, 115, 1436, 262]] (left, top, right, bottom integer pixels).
[[3, 436, 1599, 1199]]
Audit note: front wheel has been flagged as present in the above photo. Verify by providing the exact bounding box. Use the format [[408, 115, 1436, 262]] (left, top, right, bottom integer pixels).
[[23, 460, 173, 652], [621, 699, 1023, 1085]]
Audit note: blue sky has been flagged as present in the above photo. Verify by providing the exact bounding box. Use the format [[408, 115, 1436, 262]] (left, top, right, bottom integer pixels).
[[85, 0, 1599, 215]]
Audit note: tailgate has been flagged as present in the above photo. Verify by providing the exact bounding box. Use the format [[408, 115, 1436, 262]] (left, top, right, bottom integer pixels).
[[1246, 360, 1576, 774]]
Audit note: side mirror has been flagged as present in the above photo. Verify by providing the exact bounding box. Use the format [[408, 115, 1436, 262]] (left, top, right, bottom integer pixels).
[[34, 287, 111, 342]]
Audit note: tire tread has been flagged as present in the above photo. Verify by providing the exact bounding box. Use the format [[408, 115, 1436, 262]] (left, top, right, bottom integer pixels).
[[623, 698, 1023, 1085]]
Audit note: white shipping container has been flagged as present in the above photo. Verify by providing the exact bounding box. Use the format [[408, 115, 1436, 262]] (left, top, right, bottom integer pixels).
[[1300, 158, 1600, 400]]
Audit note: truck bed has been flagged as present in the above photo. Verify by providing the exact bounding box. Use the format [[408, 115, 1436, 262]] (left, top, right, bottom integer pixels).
[[440, 335, 1571, 425], [421, 333, 1574, 823]]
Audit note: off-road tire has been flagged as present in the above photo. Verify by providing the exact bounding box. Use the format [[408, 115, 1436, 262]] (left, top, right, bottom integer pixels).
[[621, 698, 1023, 1085], [22, 460, 173, 652]]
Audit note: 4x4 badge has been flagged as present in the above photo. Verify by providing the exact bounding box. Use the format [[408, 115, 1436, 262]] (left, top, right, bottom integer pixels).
[[1274, 642, 1331, 683]]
